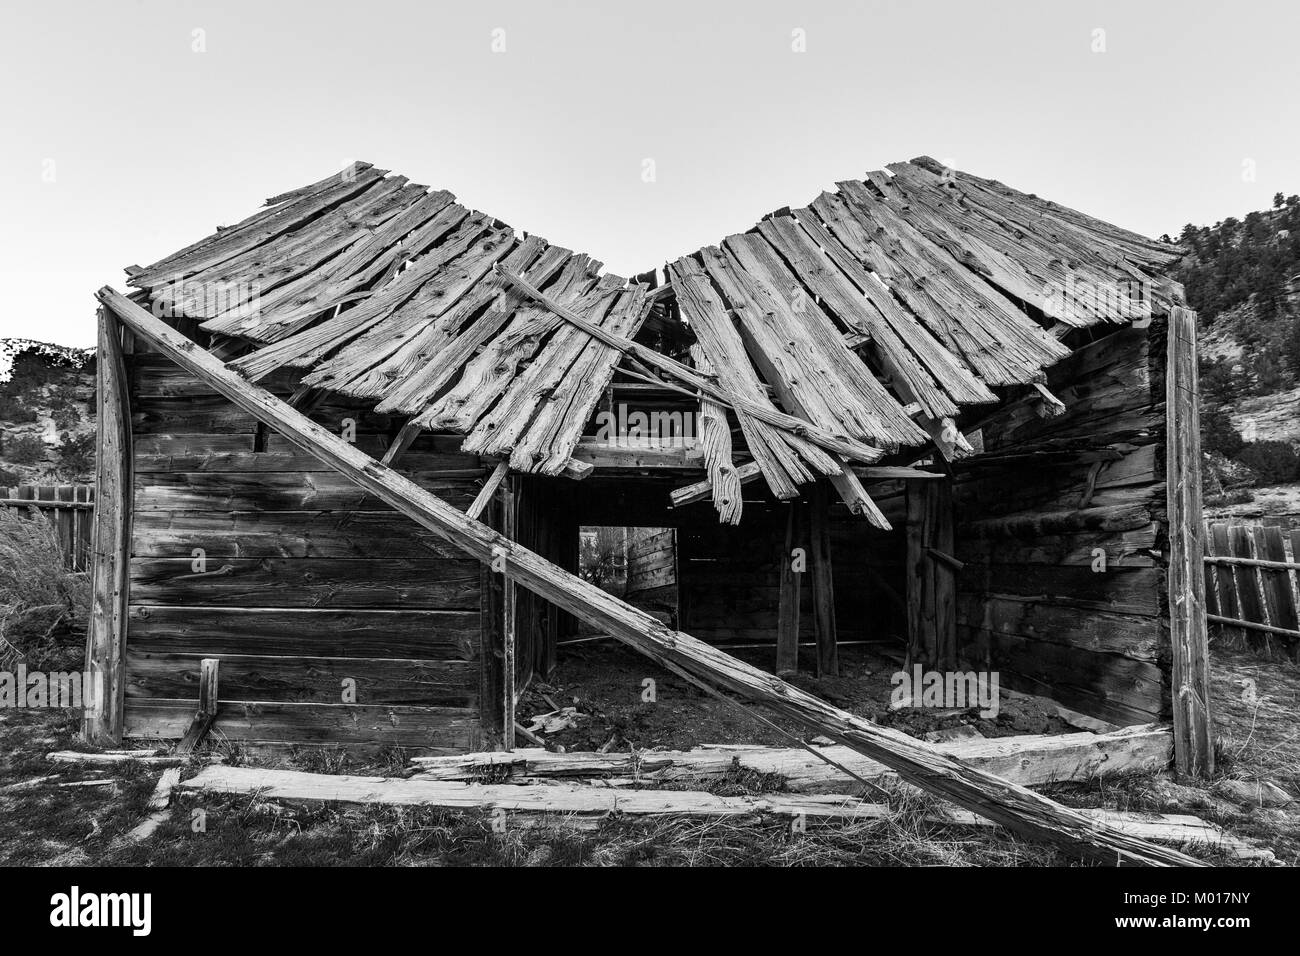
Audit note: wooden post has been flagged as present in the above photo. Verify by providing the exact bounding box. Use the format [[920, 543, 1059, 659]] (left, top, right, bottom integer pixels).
[[776, 500, 804, 676], [906, 477, 956, 670], [1166, 306, 1213, 778], [501, 476, 517, 750], [83, 307, 132, 745], [96, 285, 1204, 866], [809, 480, 838, 677]]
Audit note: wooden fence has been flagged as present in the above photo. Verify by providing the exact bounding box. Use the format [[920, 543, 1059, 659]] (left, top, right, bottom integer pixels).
[[1203, 520, 1300, 658], [0, 484, 95, 571]]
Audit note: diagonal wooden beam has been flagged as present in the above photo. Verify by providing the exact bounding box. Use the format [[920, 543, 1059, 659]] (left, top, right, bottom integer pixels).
[[96, 285, 1201, 867], [381, 420, 423, 466], [467, 461, 509, 521]]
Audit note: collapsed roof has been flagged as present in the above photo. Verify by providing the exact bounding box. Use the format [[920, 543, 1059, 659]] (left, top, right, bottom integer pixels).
[[122, 156, 1183, 525]]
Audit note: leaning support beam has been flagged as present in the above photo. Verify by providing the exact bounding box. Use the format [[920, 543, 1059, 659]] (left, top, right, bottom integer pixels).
[[467, 461, 510, 521], [126, 657, 220, 842], [380, 420, 423, 466], [1165, 306, 1214, 778], [96, 285, 1201, 867], [83, 306, 132, 746]]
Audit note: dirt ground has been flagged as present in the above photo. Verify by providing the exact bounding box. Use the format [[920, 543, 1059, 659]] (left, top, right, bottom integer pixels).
[[0, 640, 1295, 867], [520, 640, 1071, 753]]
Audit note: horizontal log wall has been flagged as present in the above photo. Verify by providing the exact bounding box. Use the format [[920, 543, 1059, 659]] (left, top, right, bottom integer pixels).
[[952, 324, 1170, 725], [124, 354, 486, 752], [626, 527, 676, 597]]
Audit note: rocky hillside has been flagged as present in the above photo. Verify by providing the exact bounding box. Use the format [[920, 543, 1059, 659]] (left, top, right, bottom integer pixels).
[[1172, 195, 1300, 514], [0, 340, 96, 486]]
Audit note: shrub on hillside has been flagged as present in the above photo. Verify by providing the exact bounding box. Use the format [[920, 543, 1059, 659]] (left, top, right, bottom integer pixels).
[[3, 434, 47, 465], [1235, 440, 1300, 485], [0, 395, 37, 424], [56, 432, 94, 477], [1201, 407, 1245, 458]]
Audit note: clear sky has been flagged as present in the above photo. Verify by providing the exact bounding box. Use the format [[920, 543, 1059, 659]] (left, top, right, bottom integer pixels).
[[2, 0, 1298, 347]]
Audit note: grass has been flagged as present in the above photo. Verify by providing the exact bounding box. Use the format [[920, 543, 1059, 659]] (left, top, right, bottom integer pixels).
[[0, 505, 87, 671], [0, 510, 1293, 866], [2, 644, 1295, 868]]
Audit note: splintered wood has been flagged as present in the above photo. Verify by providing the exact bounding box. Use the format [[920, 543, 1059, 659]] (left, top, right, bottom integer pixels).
[[408, 725, 1174, 792], [123, 156, 1182, 522]]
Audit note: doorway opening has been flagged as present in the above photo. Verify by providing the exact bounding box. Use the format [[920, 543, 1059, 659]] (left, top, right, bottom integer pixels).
[[579, 525, 678, 628]]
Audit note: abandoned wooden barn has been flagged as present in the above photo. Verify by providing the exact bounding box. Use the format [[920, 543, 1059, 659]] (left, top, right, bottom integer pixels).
[[83, 156, 1208, 777]]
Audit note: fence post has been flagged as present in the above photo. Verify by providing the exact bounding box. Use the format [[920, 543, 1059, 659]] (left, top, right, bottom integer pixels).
[[83, 308, 132, 745], [1165, 307, 1213, 777]]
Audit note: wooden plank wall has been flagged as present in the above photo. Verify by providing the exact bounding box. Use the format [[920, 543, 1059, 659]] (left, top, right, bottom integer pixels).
[[950, 324, 1170, 726], [626, 527, 676, 597], [124, 353, 489, 752]]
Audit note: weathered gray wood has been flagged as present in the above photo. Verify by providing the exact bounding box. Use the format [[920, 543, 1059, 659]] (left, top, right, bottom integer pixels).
[[129, 558, 481, 609], [809, 480, 839, 677], [467, 462, 509, 521], [1165, 308, 1212, 778], [98, 285, 1202, 866], [495, 266, 885, 467], [127, 606, 478, 660], [84, 308, 132, 745], [411, 724, 1173, 792], [125, 699, 480, 749], [501, 477, 517, 750], [776, 501, 803, 676], [126, 652, 478, 705]]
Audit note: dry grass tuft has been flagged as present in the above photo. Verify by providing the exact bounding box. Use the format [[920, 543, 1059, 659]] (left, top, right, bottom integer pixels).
[[0, 506, 88, 670]]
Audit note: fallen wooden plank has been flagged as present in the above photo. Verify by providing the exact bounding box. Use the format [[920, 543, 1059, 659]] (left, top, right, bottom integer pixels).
[[98, 285, 1201, 866], [176, 765, 1269, 860], [410, 725, 1173, 793], [48, 750, 193, 768], [180, 765, 880, 821]]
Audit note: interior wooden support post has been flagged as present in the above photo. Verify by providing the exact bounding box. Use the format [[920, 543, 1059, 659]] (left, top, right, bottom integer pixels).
[[809, 480, 838, 677], [906, 476, 957, 671], [83, 306, 131, 745], [776, 499, 805, 676], [96, 286, 1202, 866], [1166, 306, 1213, 778], [501, 475, 518, 750]]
